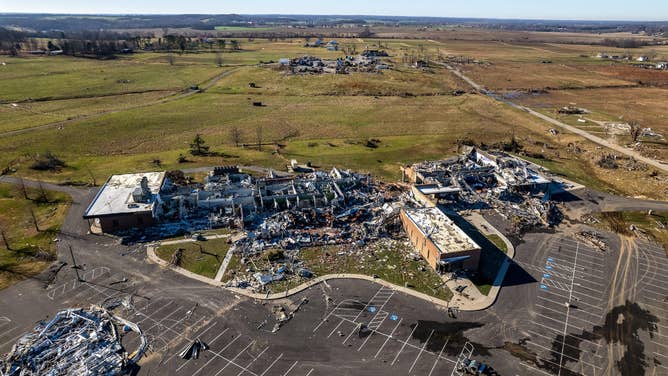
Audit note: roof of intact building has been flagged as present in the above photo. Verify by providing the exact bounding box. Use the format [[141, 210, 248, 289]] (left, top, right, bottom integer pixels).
[[403, 207, 480, 254], [84, 172, 166, 218]]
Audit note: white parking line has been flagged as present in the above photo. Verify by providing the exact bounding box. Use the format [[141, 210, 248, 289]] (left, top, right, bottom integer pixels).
[[260, 353, 283, 376], [534, 304, 599, 327], [164, 322, 218, 364], [408, 329, 433, 373], [530, 321, 603, 348], [358, 314, 387, 352], [236, 346, 269, 376], [527, 330, 603, 359], [282, 360, 299, 376], [375, 318, 402, 358], [189, 334, 243, 376], [327, 319, 345, 339], [391, 323, 418, 365], [520, 362, 554, 376], [136, 300, 175, 324], [211, 340, 256, 376], [427, 338, 449, 376], [305, 369, 314, 376], [526, 340, 602, 370], [175, 329, 232, 373]]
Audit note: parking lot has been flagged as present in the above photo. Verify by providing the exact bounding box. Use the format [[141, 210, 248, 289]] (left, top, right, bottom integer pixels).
[[518, 237, 609, 376]]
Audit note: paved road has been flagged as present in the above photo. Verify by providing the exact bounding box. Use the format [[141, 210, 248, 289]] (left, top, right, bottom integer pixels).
[[438, 62, 668, 174]]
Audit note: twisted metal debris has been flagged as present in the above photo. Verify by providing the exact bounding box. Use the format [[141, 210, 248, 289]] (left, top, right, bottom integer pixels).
[[1, 306, 146, 376]]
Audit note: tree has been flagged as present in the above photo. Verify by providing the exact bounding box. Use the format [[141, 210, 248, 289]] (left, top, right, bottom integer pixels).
[[230, 40, 240, 50], [215, 52, 223, 67], [0, 226, 10, 250], [189, 134, 210, 155], [256, 125, 263, 151], [629, 121, 642, 142], [217, 39, 226, 50], [230, 126, 242, 147], [166, 54, 175, 66]]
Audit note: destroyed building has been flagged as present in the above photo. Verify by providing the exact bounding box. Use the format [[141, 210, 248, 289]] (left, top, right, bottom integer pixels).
[[401, 147, 561, 230], [401, 207, 481, 273], [0, 307, 146, 376], [279, 54, 387, 75], [83, 172, 168, 233]]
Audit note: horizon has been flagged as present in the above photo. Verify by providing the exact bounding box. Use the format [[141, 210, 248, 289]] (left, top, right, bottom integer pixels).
[[1, 12, 667, 23], [0, 0, 667, 22]]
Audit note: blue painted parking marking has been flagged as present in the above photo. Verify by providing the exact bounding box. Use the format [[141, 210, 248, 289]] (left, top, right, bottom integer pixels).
[[390, 314, 399, 321], [545, 265, 553, 270], [547, 257, 554, 262], [540, 284, 549, 290], [543, 273, 551, 278], [368, 307, 377, 313]]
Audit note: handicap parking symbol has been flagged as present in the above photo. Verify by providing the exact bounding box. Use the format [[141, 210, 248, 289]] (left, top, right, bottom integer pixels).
[[543, 273, 551, 278], [547, 257, 554, 262], [545, 265, 553, 270], [540, 284, 549, 290], [368, 306, 377, 313], [390, 314, 399, 321]]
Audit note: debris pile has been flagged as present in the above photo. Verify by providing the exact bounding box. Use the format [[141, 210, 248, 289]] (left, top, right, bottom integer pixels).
[[278, 54, 388, 74], [576, 230, 608, 251], [402, 146, 563, 231], [558, 106, 589, 115], [0, 307, 146, 376]]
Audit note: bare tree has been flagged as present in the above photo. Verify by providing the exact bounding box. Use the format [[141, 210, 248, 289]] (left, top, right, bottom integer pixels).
[[0, 227, 10, 250], [215, 52, 223, 67], [230, 126, 242, 147], [629, 121, 642, 142], [29, 208, 40, 232], [256, 125, 263, 151], [18, 176, 29, 200], [166, 54, 175, 66]]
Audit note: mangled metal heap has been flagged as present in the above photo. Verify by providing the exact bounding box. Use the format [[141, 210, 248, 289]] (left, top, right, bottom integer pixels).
[[1, 307, 146, 376], [402, 147, 563, 231]]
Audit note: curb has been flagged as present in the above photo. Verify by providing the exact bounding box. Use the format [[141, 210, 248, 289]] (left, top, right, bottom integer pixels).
[[146, 245, 452, 308]]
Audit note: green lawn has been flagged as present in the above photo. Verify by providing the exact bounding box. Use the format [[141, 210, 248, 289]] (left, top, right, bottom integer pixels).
[[485, 234, 508, 253], [155, 238, 231, 279], [0, 184, 71, 289], [230, 240, 452, 301]]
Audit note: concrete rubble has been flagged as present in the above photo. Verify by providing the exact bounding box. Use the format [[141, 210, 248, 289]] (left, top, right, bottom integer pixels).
[[402, 147, 564, 234], [0, 307, 146, 376], [278, 54, 389, 74]]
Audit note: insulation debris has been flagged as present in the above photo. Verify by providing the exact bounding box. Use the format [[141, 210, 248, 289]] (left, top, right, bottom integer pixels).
[[0, 307, 146, 376]]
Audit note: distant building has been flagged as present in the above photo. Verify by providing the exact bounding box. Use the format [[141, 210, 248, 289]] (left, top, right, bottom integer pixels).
[[636, 56, 649, 62], [657, 62, 668, 70], [279, 58, 290, 65], [400, 207, 481, 273], [83, 172, 167, 233]]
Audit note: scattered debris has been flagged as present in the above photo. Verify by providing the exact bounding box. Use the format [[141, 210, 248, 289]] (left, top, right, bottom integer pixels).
[[401, 146, 563, 233], [179, 338, 209, 360], [576, 230, 608, 251], [0, 307, 146, 376], [558, 106, 589, 115]]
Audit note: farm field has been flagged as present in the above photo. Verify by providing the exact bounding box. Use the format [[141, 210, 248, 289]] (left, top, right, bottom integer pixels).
[[0, 36, 667, 200]]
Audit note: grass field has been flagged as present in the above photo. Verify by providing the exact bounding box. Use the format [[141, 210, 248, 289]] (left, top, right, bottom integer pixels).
[[0, 184, 71, 289], [0, 91, 172, 133], [0, 55, 226, 101], [0, 36, 667, 201], [155, 238, 231, 279]]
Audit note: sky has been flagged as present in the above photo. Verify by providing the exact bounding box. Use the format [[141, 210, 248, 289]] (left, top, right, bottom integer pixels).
[[0, 0, 666, 21]]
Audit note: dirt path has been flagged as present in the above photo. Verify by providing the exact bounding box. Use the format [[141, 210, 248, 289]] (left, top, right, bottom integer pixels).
[[438, 62, 668, 174]]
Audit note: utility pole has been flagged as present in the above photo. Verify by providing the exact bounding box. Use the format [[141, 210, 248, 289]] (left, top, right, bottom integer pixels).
[[69, 245, 84, 282]]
